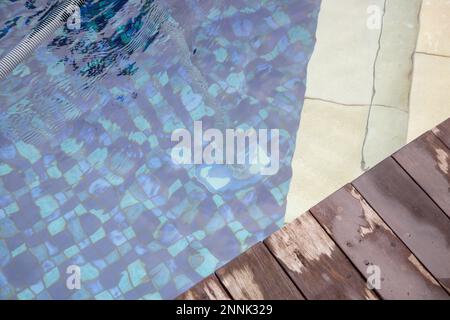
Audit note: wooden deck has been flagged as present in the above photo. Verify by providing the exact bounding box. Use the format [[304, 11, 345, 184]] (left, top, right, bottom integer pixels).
[[178, 119, 450, 300]]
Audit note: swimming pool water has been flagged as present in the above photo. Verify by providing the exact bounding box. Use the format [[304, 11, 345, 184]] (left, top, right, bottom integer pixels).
[[0, 0, 320, 299]]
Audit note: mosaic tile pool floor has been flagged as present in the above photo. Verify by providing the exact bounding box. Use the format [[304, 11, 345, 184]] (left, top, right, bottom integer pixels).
[[0, 0, 320, 299]]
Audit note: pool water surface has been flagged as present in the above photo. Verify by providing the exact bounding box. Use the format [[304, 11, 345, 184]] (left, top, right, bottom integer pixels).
[[0, 0, 320, 299]]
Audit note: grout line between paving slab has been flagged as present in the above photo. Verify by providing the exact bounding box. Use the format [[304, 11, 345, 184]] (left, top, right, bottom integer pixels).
[[360, 0, 387, 171], [304, 96, 407, 112], [415, 51, 450, 60]]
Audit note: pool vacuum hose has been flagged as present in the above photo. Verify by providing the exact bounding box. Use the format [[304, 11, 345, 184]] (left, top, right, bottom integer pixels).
[[0, 0, 85, 80]]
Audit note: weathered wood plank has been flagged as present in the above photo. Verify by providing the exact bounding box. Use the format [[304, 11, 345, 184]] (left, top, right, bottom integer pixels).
[[177, 274, 231, 300], [265, 212, 378, 300], [310, 184, 449, 300], [216, 243, 304, 300], [393, 132, 450, 218], [353, 157, 450, 293], [433, 118, 450, 149]]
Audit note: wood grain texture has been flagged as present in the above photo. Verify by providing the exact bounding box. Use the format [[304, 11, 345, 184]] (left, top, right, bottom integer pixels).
[[433, 118, 450, 149], [353, 157, 450, 293], [216, 243, 304, 300], [177, 274, 231, 300], [310, 184, 449, 300], [265, 212, 378, 300], [393, 132, 450, 218]]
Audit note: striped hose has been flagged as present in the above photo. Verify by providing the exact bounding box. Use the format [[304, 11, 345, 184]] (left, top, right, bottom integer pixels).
[[0, 0, 85, 80]]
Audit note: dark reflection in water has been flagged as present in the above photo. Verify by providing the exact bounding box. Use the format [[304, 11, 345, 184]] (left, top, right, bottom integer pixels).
[[0, 0, 169, 144], [50, 1, 165, 80]]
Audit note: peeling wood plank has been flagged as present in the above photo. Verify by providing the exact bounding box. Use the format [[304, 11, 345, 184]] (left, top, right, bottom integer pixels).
[[216, 243, 304, 300], [177, 274, 231, 300], [264, 212, 378, 300], [433, 118, 450, 149], [393, 132, 450, 218], [353, 157, 450, 293], [310, 184, 449, 300]]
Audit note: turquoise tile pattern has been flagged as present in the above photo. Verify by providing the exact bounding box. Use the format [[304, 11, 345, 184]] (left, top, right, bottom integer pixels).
[[0, 0, 320, 299]]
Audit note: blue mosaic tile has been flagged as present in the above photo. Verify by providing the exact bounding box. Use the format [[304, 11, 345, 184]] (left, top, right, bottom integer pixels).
[[0, 0, 321, 299]]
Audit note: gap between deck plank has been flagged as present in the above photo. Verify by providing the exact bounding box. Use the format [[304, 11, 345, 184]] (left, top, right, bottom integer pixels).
[[215, 243, 305, 300], [264, 211, 378, 300], [353, 156, 450, 293], [177, 274, 232, 300], [393, 131, 450, 219], [310, 184, 449, 300], [433, 118, 450, 149]]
